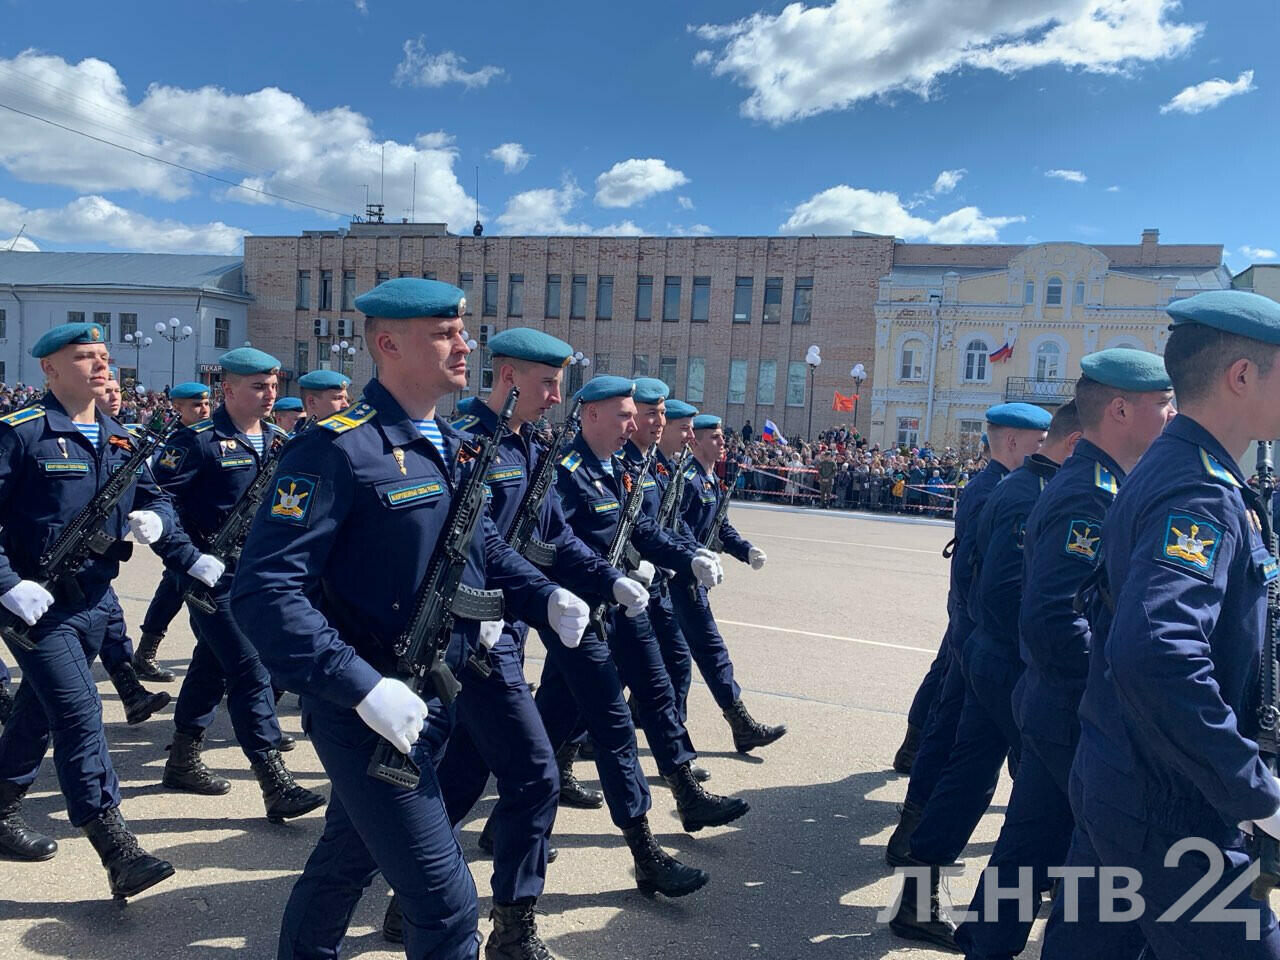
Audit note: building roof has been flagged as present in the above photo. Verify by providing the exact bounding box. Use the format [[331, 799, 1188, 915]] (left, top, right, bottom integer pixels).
[[0, 252, 244, 295]]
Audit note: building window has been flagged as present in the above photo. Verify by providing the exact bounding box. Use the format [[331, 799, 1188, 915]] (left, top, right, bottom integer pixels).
[[792, 277, 813, 324], [458, 273, 473, 314], [119, 312, 137, 340], [296, 340, 309, 375], [483, 274, 497, 316], [1035, 341, 1062, 379], [296, 270, 311, 309], [507, 274, 523, 317], [93, 312, 111, 341], [545, 274, 561, 318], [341, 271, 356, 311], [662, 276, 681, 322], [636, 275, 653, 321], [479, 346, 494, 393], [899, 339, 925, 381], [570, 275, 587, 319], [756, 360, 777, 404], [399, 271, 412, 278], [963, 339, 988, 382], [596, 276, 613, 320], [763, 277, 783, 323], [119, 366, 136, 384], [786, 361, 807, 407], [659, 355, 677, 386], [423, 271, 437, 280], [691, 277, 710, 322], [897, 416, 920, 448], [376, 270, 390, 285], [958, 419, 984, 453], [733, 277, 752, 322], [687, 357, 706, 403], [1023, 280, 1034, 305], [68, 311, 86, 323], [728, 359, 748, 404], [1045, 276, 1063, 306], [595, 353, 611, 375], [319, 271, 333, 310], [0, 308, 7, 340], [1074, 281, 1086, 305], [214, 317, 230, 349], [633, 354, 649, 376]]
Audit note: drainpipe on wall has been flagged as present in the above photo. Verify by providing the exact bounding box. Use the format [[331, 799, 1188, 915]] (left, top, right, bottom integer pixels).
[[6, 285, 23, 384], [923, 293, 941, 444]]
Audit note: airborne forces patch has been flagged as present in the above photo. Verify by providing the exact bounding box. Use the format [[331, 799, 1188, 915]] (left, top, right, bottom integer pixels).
[[1064, 518, 1102, 562], [1157, 512, 1223, 580]]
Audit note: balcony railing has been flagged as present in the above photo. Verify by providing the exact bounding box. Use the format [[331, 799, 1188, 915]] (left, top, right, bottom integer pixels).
[[1005, 377, 1075, 405]]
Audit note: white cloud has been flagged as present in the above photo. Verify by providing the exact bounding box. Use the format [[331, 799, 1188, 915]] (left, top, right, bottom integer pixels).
[[1241, 245, 1278, 261], [1160, 69, 1255, 115], [1106, 185, 1121, 192], [594, 158, 689, 208], [1, 235, 39, 252], [1046, 168, 1088, 183], [0, 51, 477, 230], [488, 142, 530, 174], [692, 50, 714, 66], [0, 195, 245, 254], [393, 39, 504, 89], [354, 0, 368, 13], [778, 184, 1023, 242], [931, 168, 966, 195], [677, 195, 694, 210], [692, 0, 1201, 123], [669, 223, 714, 236], [497, 180, 644, 236]]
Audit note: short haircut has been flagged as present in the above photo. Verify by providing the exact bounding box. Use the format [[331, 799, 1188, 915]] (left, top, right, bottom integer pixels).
[[1072, 376, 1124, 430], [1163, 324, 1279, 403], [1046, 399, 1081, 443]]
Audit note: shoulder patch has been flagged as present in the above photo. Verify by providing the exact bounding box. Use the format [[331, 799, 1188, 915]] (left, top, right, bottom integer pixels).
[[190, 418, 215, 433], [1199, 449, 1241, 488], [320, 402, 375, 434], [156, 444, 187, 473], [269, 474, 318, 525], [0, 405, 45, 428], [1064, 517, 1103, 563], [450, 414, 480, 432], [1157, 511, 1224, 580], [1094, 464, 1118, 495], [560, 450, 583, 472]]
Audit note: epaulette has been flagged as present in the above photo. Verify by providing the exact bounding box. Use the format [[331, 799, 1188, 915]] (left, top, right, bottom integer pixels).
[[560, 450, 583, 472], [190, 418, 216, 433], [124, 423, 146, 438], [450, 414, 480, 432], [1094, 463, 1118, 495], [1199, 449, 1242, 489], [683, 466, 698, 481], [266, 422, 289, 438], [320, 402, 376, 434], [0, 405, 45, 428]]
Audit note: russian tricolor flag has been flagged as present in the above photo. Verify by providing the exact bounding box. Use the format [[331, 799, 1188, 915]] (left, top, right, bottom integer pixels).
[[989, 342, 1014, 363], [762, 419, 787, 445]]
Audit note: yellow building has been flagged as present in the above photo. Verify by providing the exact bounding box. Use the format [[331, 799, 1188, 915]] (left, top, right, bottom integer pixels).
[[869, 233, 1230, 452]]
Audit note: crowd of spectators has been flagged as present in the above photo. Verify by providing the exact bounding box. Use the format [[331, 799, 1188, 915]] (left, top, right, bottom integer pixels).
[[0, 381, 179, 429]]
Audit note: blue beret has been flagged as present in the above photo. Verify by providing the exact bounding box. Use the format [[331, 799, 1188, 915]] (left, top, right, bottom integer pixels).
[[575, 375, 635, 404], [273, 397, 304, 412], [692, 414, 722, 430], [1080, 348, 1172, 392], [298, 369, 352, 391], [30, 322, 105, 358], [985, 402, 1051, 430], [220, 347, 281, 375], [170, 381, 210, 400], [355, 277, 465, 319], [664, 399, 698, 420], [1166, 290, 1280, 345], [632, 378, 671, 405], [488, 328, 573, 367]]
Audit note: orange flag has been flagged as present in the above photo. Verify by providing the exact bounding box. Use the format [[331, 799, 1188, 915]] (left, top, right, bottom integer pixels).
[[832, 391, 855, 412]]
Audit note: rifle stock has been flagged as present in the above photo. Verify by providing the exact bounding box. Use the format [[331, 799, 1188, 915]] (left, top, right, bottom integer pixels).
[[1253, 439, 1280, 899]]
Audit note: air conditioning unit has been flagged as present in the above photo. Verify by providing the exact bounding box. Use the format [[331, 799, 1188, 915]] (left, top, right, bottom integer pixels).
[[335, 318, 354, 338], [313, 318, 329, 337], [478, 323, 495, 345]]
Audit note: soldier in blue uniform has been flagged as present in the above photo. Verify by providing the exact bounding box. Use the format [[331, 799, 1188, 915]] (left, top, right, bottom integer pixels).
[[231, 279, 583, 960], [670, 414, 787, 752], [0, 322, 196, 897], [957, 348, 1175, 959], [273, 396, 305, 434], [134, 380, 212, 683], [1041, 290, 1280, 958], [887, 403, 1049, 864], [891, 402, 1080, 949], [298, 369, 351, 423], [152, 347, 323, 822]]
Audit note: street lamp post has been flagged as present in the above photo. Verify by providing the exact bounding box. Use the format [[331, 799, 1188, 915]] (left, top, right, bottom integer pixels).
[[568, 351, 592, 397], [122, 332, 154, 387], [850, 362, 867, 436], [329, 338, 359, 377], [805, 344, 822, 440], [154, 316, 193, 390]]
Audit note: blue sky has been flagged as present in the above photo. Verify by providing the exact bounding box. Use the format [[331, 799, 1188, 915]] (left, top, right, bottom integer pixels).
[[0, 0, 1275, 270]]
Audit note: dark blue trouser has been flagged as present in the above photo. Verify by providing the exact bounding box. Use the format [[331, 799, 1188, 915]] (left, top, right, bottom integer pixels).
[[956, 735, 1077, 959], [668, 577, 741, 711], [649, 580, 692, 721], [176, 581, 280, 763], [0, 655, 11, 686], [435, 639, 557, 904], [1042, 823, 1280, 960], [97, 589, 134, 674], [279, 697, 478, 960], [0, 593, 121, 825], [906, 623, 952, 730], [140, 567, 185, 639], [905, 650, 967, 810]]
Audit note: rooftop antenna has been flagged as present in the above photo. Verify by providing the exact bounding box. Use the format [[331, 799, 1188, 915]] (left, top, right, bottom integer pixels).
[[411, 162, 417, 223], [5, 224, 25, 252], [473, 165, 483, 237], [380, 143, 386, 205]]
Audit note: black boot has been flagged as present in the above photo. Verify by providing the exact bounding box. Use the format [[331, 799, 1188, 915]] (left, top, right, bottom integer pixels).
[[109, 662, 171, 726], [0, 782, 57, 861], [83, 807, 174, 900], [486, 900, 552, 960], [664, 762, 749, 833], [251, 749, 326, 823], [555, 742, 603, 809], [0, 683, 13, 726], [885, 801, 923, 867], [478, 818, 557, 863], [622, 817, 708, 898], [383, 893, 403, 945], [577, 739, 595, 761], [163, 730, 231, 795], [722, 699, 787, 753], [888, 859, 960, 952], [893, 723, 921, 775], [132, 632, 174, 683], [278, 734, 296, 753], [690, 763, 711, 783]]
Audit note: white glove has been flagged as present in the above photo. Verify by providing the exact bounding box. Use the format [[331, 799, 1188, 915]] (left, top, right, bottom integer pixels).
[[0, 580, 54, 626], [612, 577, 649, 618], [186, 554, 227, 587], [631, 560, 656, 589], [547, 588, 589, 649], [1246, 778, 1280, 839], [126, 510, 165, 545], [478, 620, 503, 650], [355, 677, 430, 755], [691, 553, 721, 589], [749, 546, 767, 570]]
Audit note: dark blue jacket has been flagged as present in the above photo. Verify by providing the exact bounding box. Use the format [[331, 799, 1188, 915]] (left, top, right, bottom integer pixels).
[[678, 460, 752, 563], [948, 459, 1010, 645]]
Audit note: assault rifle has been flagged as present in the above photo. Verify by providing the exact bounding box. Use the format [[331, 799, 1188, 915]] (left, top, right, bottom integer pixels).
[[1253, 440, 1280, 898], [655, 444, 691, 531], [687, 464, 735, 603], [587, 446, 656, 641], [505, 397, 582, 566], [368, 387, 518, 790], [0, 419, 172, 651]]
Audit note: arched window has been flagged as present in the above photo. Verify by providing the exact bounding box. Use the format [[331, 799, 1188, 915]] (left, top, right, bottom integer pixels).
[[963, 338, 988, 382], [1045, 276, 1063, 306], [899, 339, 925, 381], [1035, 341, 1062, 380]]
